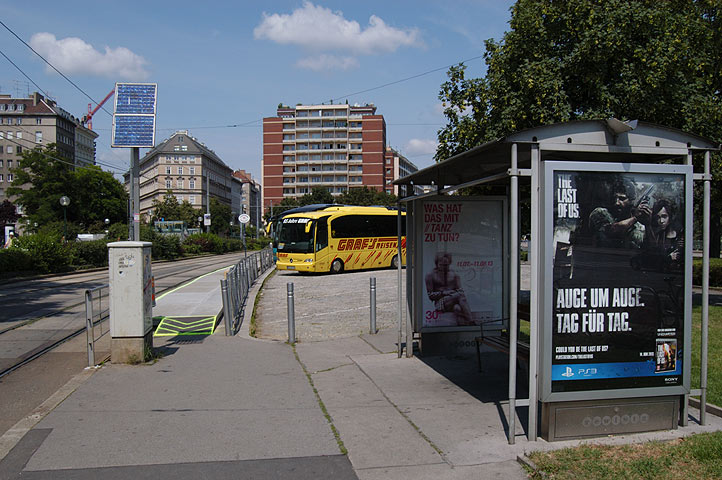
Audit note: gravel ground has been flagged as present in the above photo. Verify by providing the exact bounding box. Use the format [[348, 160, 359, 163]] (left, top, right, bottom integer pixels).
[[255, 267, 407, 342]]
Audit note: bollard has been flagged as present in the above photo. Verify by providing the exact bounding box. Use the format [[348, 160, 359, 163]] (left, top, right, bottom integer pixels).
[[370, 277, 377, 334], [287, 282, 296, 343], [85, 290, 95, 366], [221, 277, 232, 336]]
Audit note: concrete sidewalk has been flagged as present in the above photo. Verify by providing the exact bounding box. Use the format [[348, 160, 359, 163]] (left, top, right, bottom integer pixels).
[[2, 266, 721, 479]]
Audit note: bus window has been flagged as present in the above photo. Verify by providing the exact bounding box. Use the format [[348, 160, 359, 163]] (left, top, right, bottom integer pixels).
[[315, 216, 329, 252], [277, 218, 316, 254]]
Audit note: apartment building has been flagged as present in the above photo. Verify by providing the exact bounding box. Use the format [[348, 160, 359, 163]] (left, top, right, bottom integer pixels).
[[137, 131, 233, 219], [0, 92, 98, 203], [383, 146, 420, 196], [231, 169, 262, 231], [262, 103, 386, 210]]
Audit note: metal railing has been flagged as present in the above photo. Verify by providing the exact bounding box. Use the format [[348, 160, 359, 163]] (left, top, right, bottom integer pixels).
[[85, 284, 111, 366], [221, 247, 274, 336]]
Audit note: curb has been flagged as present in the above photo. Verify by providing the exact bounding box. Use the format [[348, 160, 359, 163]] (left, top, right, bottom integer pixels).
[[688, 397, 722, 418], [0, 366, 99, 461]]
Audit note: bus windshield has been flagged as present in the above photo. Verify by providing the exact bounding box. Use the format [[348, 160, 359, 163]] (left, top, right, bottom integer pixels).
[[277, 217, 316, 254]]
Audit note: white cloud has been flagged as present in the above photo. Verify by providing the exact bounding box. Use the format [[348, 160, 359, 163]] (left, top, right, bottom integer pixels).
[[254, 2, 422, 70], [29, 33, 149, 80], [405, 138, 438, 156], [296, 54, 359, 71]]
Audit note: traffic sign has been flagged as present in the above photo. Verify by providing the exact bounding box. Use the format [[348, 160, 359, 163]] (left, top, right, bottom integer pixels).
[[238, 214, 250, 224]]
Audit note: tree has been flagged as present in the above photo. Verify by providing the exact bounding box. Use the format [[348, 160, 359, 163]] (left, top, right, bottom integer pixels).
[[0, 200, 20, 225], [209, 197, 232, 236], [338, 186, 397, 206], [8, 144, 128, 228], [298, 186, 334, 206], [437, 0, 721, 252]]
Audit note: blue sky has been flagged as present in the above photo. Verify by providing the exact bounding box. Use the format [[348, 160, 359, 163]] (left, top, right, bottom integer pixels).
[[1, 1, 515, 180]]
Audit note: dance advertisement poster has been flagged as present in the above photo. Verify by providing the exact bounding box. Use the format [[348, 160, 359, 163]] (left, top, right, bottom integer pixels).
[[548, 164, 690, 394], [420, 198, 504, 329]]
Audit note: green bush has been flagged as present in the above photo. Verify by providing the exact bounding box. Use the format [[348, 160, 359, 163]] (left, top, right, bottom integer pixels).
[[183, 233, 224, 254], [10, 233, 72, 273], [37, 221, 81, 241], [153, 234, 182, 260], [68, 239, 109, 268], [182, 243, 203, 256], [693, 258, 722, 288], [0, 248, 35, 273]]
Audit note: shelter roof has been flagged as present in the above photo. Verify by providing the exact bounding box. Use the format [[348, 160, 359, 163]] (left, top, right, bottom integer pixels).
[[394, 120, 720, 190]]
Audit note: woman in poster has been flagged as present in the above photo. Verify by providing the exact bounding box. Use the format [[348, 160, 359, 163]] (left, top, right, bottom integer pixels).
[[425, 252, 473, 325], [644, 198, 683, 270]]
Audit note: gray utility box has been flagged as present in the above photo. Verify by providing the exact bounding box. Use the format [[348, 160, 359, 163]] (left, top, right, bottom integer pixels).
[[541, 396, 679, 442], [108, 241, 153, 363]]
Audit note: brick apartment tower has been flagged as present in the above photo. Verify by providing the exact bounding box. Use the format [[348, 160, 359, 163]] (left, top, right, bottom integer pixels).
[[262, 103, 386, 212]]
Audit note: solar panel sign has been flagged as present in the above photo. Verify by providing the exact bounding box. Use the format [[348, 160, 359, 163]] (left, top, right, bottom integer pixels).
[[112, 83, 157, 148]]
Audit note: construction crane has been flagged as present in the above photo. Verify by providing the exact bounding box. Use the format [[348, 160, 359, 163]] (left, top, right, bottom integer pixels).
[[82, 89, 115, 130]]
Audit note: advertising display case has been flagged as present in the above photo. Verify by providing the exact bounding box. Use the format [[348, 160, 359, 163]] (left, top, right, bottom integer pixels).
[[415, 197, 507, 333], [541, 162, 693, 402]]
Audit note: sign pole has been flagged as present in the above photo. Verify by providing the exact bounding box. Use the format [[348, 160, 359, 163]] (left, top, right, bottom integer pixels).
[[132, 147, 140, 241]]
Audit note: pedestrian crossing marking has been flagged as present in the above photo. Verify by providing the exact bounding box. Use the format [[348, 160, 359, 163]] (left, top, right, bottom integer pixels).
[[153, 315, 217, 336]]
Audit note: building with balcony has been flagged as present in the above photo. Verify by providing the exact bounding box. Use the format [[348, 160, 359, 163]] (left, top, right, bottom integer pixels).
[[0, 92, 98, 204], [383, 146, 421, 196], [137, 130, 233, 220], [262, 103, 386, 211]]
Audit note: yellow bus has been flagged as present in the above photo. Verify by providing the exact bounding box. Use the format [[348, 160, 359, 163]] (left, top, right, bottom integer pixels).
[[276, 206, 406, 273]]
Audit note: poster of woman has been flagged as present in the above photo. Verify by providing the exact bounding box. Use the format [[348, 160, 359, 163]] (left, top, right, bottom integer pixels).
[[421, 198, 504, 328]]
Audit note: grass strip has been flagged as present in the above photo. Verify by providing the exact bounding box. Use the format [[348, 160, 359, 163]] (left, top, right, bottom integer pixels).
[[292, 344, 348, 455], [249, 269, 276, 337], [526, 432, 722, 479]]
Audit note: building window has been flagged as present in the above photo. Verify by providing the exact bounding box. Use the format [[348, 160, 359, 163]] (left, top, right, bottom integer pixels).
[[16, 132, 22, 139], [6, 146, 12, 154], [35, 131, 42, 143], [189, 180, 195, 189], [7, 160, 12, 168], [36, 117, 41, 125], [189, 195, 195, 204], [166, 180, 171, 189], [7, 132, 12, 139], [181, 145, 187, 151], [166, 166, 172, 174], [7, 173, 12, 182], [0, 174, 3, 182], [189, 167, 195, 175], [174, 146, 180, 151], [177, 180, 184, 188], [16, 118, 21, 125], [177, 166, 183, 174], [16, 146, 21, 154], [178, 136, 184, 142]]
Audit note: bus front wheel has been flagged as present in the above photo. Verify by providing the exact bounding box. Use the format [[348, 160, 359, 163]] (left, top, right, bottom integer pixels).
[[330, 259, 344, 274], [391, 255, 400, 269]]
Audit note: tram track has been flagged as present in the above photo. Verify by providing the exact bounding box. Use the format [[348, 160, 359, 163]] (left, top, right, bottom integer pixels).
[[0, 253, 243, 378]]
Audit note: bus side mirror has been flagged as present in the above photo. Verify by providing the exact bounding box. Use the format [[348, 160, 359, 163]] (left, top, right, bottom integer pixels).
[[305, 222, 312, 233]]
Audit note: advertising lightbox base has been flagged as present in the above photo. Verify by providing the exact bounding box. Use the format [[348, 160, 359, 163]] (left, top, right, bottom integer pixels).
[[541, 396, 679, 442]]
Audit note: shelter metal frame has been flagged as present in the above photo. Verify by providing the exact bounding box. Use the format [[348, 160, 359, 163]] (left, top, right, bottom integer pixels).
[[393, 120, 720, 443]]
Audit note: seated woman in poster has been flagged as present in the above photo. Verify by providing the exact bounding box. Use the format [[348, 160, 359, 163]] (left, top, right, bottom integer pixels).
[[425, 252, 473, 326]]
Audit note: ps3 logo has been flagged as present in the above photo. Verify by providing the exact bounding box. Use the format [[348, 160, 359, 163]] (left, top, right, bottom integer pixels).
[[561, 367, 574, 378]]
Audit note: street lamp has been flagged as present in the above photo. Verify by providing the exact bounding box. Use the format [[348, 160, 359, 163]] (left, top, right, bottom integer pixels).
[[59, 196, 70, 243], [104, 218, 110, 237]]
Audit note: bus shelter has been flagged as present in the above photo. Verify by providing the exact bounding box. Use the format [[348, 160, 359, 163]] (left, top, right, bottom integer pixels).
[[392, 120, 720, 443]]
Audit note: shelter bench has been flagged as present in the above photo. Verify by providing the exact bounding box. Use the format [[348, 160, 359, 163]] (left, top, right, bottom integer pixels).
[[474, 304, 531, 372]]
